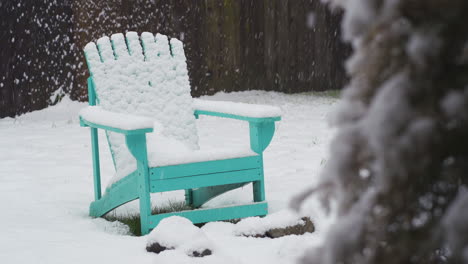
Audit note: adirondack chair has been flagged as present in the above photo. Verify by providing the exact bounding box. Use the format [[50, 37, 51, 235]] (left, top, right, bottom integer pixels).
[[79, 32, 281, 235]]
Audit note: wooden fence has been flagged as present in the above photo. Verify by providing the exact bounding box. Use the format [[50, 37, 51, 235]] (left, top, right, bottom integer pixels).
[[0, 0, 350, 117]]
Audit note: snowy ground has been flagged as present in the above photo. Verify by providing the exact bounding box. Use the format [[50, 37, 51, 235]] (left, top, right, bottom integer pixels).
[[0, 91, 338, 264]]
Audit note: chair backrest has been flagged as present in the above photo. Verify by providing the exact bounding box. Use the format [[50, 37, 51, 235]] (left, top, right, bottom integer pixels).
[[84, 32, 199, 180]]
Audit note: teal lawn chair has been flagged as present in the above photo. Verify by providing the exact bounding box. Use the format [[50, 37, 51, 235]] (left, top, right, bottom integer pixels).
[[79, 32, 281, 235]]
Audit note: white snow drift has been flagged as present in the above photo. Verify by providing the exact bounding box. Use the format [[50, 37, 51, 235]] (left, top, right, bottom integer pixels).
[[0, 91, 338, 264]]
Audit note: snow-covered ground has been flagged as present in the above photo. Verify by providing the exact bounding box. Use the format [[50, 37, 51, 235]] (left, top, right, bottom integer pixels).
[[0, 91, 337, 264]]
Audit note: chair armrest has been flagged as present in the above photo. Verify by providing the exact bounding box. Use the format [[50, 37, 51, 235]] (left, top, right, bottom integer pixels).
[[193, 99, 281, 123], [193, 99, 281, 154], [79, 106, 154, 135]]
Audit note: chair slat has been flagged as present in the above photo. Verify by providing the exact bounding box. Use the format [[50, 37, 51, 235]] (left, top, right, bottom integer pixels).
[[170, 38, 185, 61], [83, 42, 102, 73], [154, 33, 171, 60], [111, 33, 130, 60], [125, 31, 144, 60], [170, 38, 189, 77], [140, 32, 158, 61], [96, 36, 115, 63]]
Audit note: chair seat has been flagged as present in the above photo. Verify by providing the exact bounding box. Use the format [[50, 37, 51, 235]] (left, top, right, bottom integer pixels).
[[148, 130, 257, 167], [109, 131, 257, 187]]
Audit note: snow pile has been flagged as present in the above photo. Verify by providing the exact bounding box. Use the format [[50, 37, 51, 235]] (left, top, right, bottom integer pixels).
[[79, 106, 154, 131], [234, 210, 305, 237], [193, 99, 282, 118], [146, 134, 255, 167], [0, 90, 337, 264], [105, 134, 255, 186], [92, 218, 131, 236], [146, 216, 213, 256], [443, 188, 468, 261]]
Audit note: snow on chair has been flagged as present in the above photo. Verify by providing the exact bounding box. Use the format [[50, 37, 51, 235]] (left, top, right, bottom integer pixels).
[[79, 32, 281, 235]]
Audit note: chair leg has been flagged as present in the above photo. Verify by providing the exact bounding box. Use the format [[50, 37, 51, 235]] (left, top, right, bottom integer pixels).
[[125, 134, 152, 235], [185, 189, 193, 206], [139, 189, 152, 235], [136, 163, 151, 235], [253, 180, 265, 202]]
